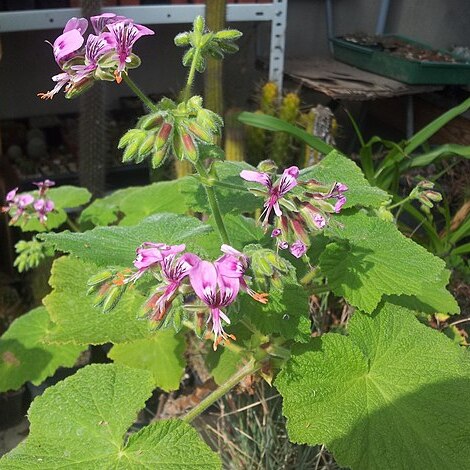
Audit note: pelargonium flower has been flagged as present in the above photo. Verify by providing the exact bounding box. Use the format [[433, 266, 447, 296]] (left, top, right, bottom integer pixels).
[[3, 179, 56, 225], [188, 258, 240, 350], [127, 242, 186, 283], [141, 251, 197, 322], [241, 163, 348, 257], [38, 14, 154, 99], [240, 166, 299, 227], [33, 198, 55, 224], [103, 20, 154, 83], [2, 188, 34, 225]]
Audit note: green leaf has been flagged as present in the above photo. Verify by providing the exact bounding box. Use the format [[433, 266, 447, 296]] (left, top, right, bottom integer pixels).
[[320, 211, 459, 314], [16, 210, 67, 233], [205, 347, 244, 385], [275, 303, 470, 470], [47, 185, 92, 209], [79, 187, 136, 227], [41, 213, 213, 267], [299, 150, 390, 209], [0, 364, 221, 469], [238, 111, 334, 155], [108, 330, 186, 392], [0, 307, 83, 392], [238, 282, 311, 342], [117, 180, 189, 226], [43, 256, 150, 345]]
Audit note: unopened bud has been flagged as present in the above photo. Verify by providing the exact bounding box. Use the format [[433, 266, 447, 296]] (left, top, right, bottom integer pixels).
[[155, 123, 173, 151], [151, 148, 168, 169], [174, 32, 191, 47], [219, 42, 239, 54], [257, 159, 278, 173], [187, 121, 213, 143], [118, 129, 145, 149], [194, 16, 205, 34], [215, 29, 243, 41], [417, 180, 434, 189], [87, 269, 115, 287], [181, 133, 198, 162], [122, 139, 143, 162], [139, 113, 163, 130], [102, 285, 125, 314], [138, 133, 156, 160], [418, 194, 433, 208], [424, 190, 442, 202]]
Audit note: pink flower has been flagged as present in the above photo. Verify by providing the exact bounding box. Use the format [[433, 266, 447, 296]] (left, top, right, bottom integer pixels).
[[2, 189, 35, 225], [290, 240, 307, 258], [33, 198, 55, 223], [106, 20, 154, 83], [240, 166, 299, 227], [189, 259, 240, 350], [143, 252, 197, 322], [129, 242, 186, 282], [91, 13, 126, 34]]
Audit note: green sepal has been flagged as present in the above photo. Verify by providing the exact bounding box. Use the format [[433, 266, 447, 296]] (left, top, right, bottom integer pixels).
[[65, 78, 94, 99], [126, 53, 141, 69]]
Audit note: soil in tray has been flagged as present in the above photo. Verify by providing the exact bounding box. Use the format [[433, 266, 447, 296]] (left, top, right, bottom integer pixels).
[[341, 33, 464, 64]]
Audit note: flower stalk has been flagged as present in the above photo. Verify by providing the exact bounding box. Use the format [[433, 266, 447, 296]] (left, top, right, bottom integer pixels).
[[182, 356, 262, 423], [122, 74, 157, 112], [194, 160, 231, 245]]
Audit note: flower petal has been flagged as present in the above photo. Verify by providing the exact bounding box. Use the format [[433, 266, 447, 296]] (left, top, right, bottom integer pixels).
[[277, 166, 299, 197], [240, 170, 272, 188]]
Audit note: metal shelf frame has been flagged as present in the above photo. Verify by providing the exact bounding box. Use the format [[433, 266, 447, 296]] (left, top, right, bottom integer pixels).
[[0, 1, 287, 90]]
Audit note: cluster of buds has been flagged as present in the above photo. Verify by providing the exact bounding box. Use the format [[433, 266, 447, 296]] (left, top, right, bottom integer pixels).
[[38, 14, 154, 100], [2, 180, 55, 225], [175, 16, 242, 73], [87, 243, 268, 349], [240, 161, 348, 257], [118, 96, 223, 167], [409, 180, 442, 213]]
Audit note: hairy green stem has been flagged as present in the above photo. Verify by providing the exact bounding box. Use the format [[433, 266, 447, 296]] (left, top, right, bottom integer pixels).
[[388, 195, 412, 211], [194, 160, 231, 245], [122, 74, 157, 112], [66, 217, 80, 232], [183, 49, 201, 102], [182, 357, 261, 423]]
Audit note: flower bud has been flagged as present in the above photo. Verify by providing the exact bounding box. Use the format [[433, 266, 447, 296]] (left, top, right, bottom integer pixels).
[[118, 129, 145, 149], [138, 133, 156, 160], [155, 123, 173, 151], [174, 32, 191, 47], [187, 121, 213, 143], [122, 139, 143, 162], [424, 190, 442, 202], [151, 148, 168, 169], [215, 29, 243, 41], [417, 180, 434, 189], [181, 133, 198, 162], [418, 194, 433, 208], [139, 113, 163, 130], [257, 159, 278, 173], [218, 42, 239, 54], [102, 285, 125, 314], [194, 16, 205, 34], [87, 269, 115, 287]]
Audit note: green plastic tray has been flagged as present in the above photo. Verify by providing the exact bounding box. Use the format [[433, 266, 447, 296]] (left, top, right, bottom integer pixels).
[[331, 35, 470, 85]]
